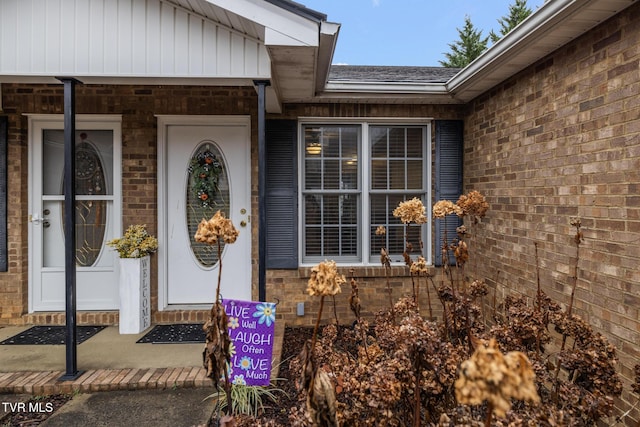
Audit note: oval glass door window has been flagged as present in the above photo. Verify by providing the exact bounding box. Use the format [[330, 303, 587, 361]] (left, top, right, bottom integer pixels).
[[58, 132, 109, 267], [186, 141, 230, 267]]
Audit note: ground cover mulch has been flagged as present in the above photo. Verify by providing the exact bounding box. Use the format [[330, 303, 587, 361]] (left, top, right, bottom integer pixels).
[[0, 394, 72, 426]]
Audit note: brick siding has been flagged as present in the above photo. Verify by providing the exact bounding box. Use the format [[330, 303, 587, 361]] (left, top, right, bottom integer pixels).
[[463, 3, 640, 424]]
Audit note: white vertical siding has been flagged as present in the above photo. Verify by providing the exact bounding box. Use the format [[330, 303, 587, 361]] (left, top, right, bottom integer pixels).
[[0, 0, 270, 79]]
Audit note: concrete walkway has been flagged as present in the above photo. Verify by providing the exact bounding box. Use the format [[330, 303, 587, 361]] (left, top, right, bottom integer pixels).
[[0, 325, 210, 394]]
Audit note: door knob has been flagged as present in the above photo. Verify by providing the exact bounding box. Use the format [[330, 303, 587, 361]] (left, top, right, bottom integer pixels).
[[240, 220, 247, 227]]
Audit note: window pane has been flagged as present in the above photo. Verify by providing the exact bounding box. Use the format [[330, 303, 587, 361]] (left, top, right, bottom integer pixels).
[[343, 195, 359, 223], [371, 159, 387, 190], [305, 227, 322, 256], [406, 128, 423, 157], [342, 160, 358, 189], [323, 195, 341, 223], [323, 160, 340, 189], [342, 128, 359, 159], [407, 160, 423, 189], [388, 128, 405, 157], [323, 128, 341, 157], [389, 160, 406, 189], [305, 159, 321, 190], [305, 194, 322, 225], [371, 127, 387, 158], [339, 227, 358, 256]]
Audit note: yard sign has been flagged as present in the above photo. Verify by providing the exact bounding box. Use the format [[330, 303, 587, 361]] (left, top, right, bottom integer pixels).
[[222, 299, 276, 386]]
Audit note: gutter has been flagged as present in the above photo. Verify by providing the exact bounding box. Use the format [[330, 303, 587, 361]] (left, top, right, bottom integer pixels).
[[446, 0, 636, 100], [324, 81, 450, 94], [315, 21, 341, 94]]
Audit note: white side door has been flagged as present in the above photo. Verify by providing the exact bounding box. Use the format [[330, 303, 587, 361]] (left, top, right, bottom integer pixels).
[[29, 115, 122, 311], [159, 116, 252, 307]]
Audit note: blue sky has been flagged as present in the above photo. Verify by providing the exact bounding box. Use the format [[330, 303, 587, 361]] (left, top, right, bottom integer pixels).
[[299, 0, 546, 66]]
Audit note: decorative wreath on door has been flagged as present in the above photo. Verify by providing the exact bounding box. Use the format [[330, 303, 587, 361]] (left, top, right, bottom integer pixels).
[[188, 147, 223, 208]]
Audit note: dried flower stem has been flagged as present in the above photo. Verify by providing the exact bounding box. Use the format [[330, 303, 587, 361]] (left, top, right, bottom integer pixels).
[[534, 243, 542, 312], [425, 276, 433, 320], [554, 218, 583, 401], [310, 296, 325, 355], [485, 402, 493, 427], [413, 369, 421, 427], [567, 219, 583, 317]]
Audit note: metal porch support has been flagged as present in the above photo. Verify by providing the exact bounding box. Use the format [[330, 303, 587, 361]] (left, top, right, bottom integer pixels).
[[254, 80, 270, 302], [57, 77, 83, 381]]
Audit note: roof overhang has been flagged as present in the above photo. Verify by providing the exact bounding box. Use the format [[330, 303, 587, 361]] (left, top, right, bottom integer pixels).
[[0, 0, 340, 113], [313, 81, 460, 104], [447, 0, 637, 102], [163, 0, 340, 112], [305, 0, 636, 105]]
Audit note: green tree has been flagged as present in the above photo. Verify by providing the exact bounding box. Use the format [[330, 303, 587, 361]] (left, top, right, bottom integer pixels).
[[439, 15, 488, 68], [489, 0, 533, 43]]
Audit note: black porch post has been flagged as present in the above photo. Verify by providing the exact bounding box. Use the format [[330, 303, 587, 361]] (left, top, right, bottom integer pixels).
[[56, 77, 83, 381], [254, 80, 270, 302]]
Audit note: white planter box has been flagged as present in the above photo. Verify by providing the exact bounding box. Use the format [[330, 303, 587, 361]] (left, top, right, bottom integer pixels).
[[118, 256, 151, 334]]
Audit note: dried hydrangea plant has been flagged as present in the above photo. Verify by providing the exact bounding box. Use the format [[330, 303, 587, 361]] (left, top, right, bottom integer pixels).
[[195, 210, 239, 420], [392, 197, 427, 224], [455, 338, 540, 422]]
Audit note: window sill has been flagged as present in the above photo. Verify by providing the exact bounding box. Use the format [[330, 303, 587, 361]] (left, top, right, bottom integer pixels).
[[298, 265, 435, 279]]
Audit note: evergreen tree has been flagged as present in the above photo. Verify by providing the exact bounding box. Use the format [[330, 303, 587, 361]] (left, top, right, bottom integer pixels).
[[439, 15, 488, 68], [489, 0, 533, 43]]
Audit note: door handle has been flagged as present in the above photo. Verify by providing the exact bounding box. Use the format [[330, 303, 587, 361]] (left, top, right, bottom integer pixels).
[[29, 212, 51, 227]]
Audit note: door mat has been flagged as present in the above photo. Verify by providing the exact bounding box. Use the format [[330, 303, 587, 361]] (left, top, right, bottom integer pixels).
[[0, 325, 106, 345], [136, 323, 205, 344]]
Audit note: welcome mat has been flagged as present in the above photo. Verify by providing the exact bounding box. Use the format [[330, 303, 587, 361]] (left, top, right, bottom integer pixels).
[[136, 323, 205, 344], [0, 325, 106, 345]]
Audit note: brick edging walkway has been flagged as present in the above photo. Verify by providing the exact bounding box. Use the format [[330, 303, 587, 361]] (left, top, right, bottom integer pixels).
[[0, 367, 211, 395]]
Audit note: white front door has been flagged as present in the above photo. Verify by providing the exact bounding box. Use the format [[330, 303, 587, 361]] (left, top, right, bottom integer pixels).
[[28, 115, 122, 311], [159, 116, 252, 307]]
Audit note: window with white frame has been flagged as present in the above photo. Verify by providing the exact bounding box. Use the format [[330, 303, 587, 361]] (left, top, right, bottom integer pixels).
[[301, 122, 430, 265]]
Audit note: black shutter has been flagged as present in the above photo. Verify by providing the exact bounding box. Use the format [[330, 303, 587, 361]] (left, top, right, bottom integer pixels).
[[0, 116, 7, 272], [265, 120, 298, 268], [435, 120, 463, 266]]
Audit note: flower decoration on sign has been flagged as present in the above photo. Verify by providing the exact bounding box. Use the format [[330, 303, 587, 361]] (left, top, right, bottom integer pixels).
[[188, 146, 223, 208], [253, 302, 276, 327], [228, 317, 240, 330], [239, 356, 252, 371], [232, 374, 246, 386]]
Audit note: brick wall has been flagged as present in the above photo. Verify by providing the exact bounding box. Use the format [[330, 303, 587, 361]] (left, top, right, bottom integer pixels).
[[463, 3, 640, 423]]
